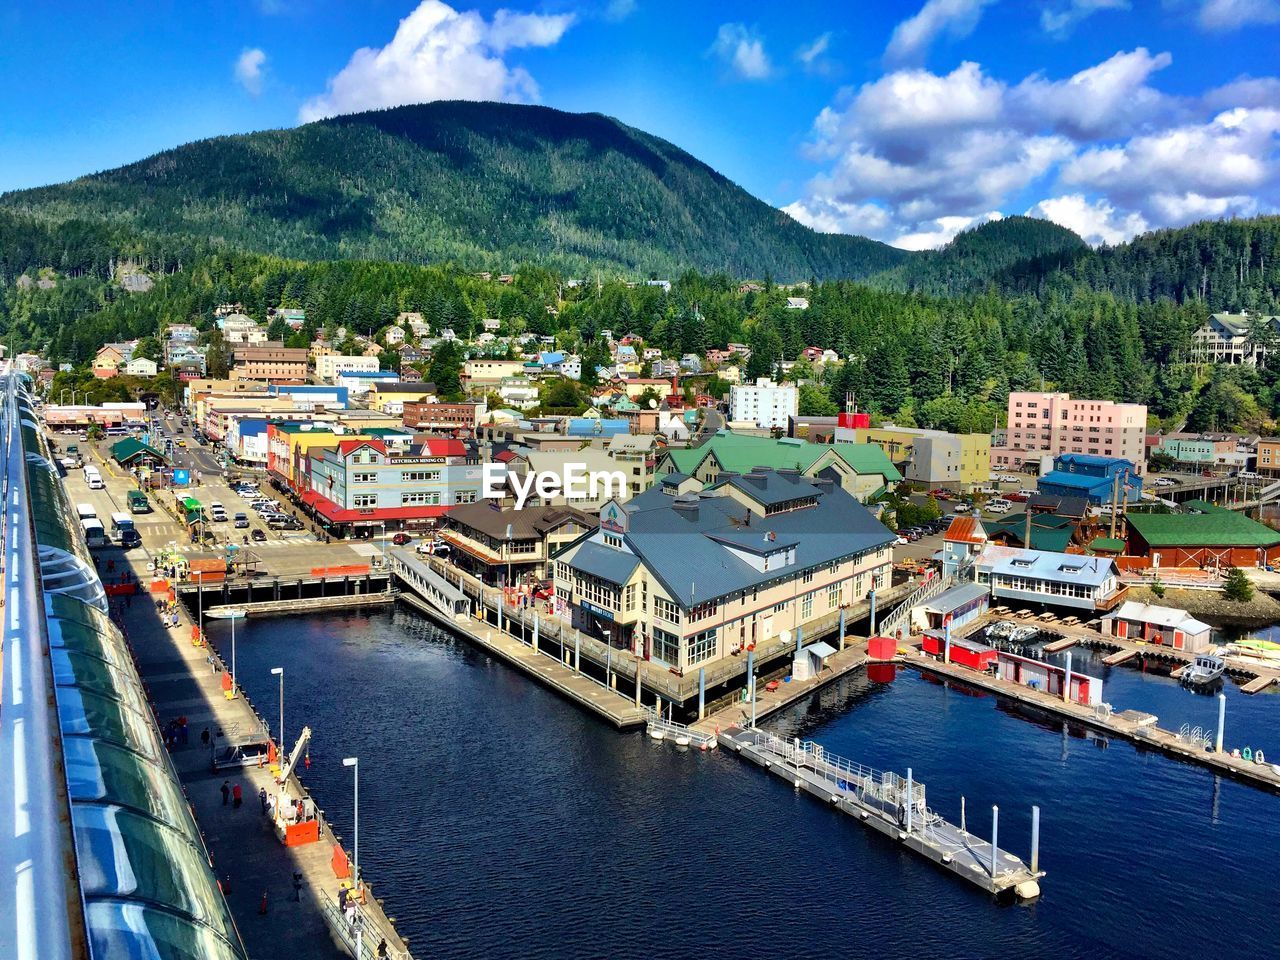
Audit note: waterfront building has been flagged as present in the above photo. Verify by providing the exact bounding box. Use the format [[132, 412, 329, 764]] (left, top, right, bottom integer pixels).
[[729, 377, 798, 429], [1037, 454, 1143, 504], [1124, 500, 1280, 568], [1256, 437, 1280, 477], [997, 651, 1103, 705], [553, 469, 894, 671], [834, 422, 991, 488], [1102, 601, 1213, 653], [441, 502, 597, 586], [975, 545, 1127, 612], [990, 391, 1147, 475], [1153, 433, 1255, 473], [655, 430, 900, 503]]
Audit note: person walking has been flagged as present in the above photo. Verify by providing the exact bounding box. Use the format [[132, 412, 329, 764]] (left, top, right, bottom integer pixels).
[[220, 780, 230, 806], [258, 787, 268, 814], [292, 872, 303, 902], [377, 938, 388, 957], [232, 782, 243, 809], [201, 727, 211, 747]]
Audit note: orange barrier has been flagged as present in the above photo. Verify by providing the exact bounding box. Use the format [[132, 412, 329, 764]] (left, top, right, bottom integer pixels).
[[331, 844, 351, 879], [284, 820, 319, 847], [104, 583, 139, 597], [149, 579, 170, 593], [310, 564, 371, 577]]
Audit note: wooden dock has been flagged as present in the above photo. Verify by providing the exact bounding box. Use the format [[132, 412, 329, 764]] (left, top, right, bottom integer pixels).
[[720, 726, 1043, 901], [206, 591, 397, 617], [1043, 637, 1077, 653], [1242, 675, 1276, 694], [907, 651, 1280, 792], [1103, 648, 1138, 665]]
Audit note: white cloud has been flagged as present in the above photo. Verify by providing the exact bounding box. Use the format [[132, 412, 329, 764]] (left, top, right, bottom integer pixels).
[[796, 32, 837, 76], [786, 48, 1280, 248], [885, 0, 997, 64], [710, 23, 772, 80], [298, 0, 574, 123], [1198, 0, 1280, 30], [894, 211, 1003, 250], [235, 48, 268, 96], [1040, 0, 1129, 37], [603, 0, 637, 20], [1027, 194, 1148, 245]]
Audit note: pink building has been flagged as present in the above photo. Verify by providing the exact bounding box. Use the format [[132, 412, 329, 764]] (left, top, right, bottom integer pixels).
[[991, 392, 1147, 475]]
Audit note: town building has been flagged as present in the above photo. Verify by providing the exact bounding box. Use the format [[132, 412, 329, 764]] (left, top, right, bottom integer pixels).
[[334, 370, 397, 397], [315, 354, 381, 381], [656, 431, 900, 503], [1036, 454, 1143, 504], [975, 546, 1127, 612], [729, 377, 798, 430], [123, 357, 157, 378], [368, 381, 439, 415], [1124, 501, 1280, 568], [441, 502, 596, 586], [553, 469, 894, 672], [606, 434, 661, 493], [231, 344, 309, 381], [1102, 601, 1213, 653], [402, 400, 489, 435], [1153, 433, 1255, 473], [835, 423, 991, 489], [990, 391, 1148, 475], [1254, 437, 1280, 477], [1191, 312, 1280, 365], [461, 359, 527, 393]]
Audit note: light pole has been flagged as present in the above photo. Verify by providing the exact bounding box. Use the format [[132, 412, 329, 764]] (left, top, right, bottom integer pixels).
[[342, 756, 359, 893], [209, 608, 246, 695], [270, 666, 285, 751]]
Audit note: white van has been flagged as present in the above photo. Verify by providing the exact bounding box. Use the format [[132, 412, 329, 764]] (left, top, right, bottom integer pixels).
[[84, 466, 104, 490], [76, 503, 97, 521], [81, 518, 108, 549]]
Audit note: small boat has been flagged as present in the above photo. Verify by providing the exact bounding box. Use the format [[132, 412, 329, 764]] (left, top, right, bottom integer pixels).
[[1180, 653, 1226, 687], [1230, 638, 1280, 661]]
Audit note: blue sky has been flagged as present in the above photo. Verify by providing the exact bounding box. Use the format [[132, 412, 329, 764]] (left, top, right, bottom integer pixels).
[[2, 0, 1277, 248]]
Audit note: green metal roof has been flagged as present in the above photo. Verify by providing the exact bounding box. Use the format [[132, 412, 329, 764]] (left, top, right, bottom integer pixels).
[[661, 432, 901, 482], [1089, 536, 1127, 552], [984, 511, 1076, 552], [111, 437, 167, 465], [1126, 509, 1280, 548]]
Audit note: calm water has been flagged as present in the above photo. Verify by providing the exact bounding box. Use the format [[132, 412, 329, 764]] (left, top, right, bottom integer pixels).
[[209, 609, 1280, 960]]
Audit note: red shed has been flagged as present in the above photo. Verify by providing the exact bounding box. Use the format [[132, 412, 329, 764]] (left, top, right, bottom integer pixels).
[[922, 632, 998, 672], [867, 635, 897, 661]]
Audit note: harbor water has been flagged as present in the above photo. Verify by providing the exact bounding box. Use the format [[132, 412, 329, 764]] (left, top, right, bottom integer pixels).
[[211, 608, 1280, 960]]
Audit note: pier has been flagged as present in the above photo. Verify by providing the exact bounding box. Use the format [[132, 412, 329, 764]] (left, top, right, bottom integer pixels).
[[720, 726, 1043, 900]]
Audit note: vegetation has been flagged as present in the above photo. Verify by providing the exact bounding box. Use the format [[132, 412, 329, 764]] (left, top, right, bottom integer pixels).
[[1224, 566, 1255, 603]]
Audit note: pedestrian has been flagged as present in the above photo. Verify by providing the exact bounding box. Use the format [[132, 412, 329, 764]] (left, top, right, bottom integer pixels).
[[180, 718, 189, 745], [338, 887, 348, 911], [295, 799, 304, 822], [232, 782, 243, 809], [220, 780, 230, 806], [292, 872, 303, 902], [259, 787, 268, 814], [266, 794, 276, 820], [377, 939, 388, 958], [201, 727, 211, 747]]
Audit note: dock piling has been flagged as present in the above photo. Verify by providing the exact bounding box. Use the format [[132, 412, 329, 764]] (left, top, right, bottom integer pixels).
[[1031, 805, 1040, 874], [960, 795, 966, 833], [838, 607, 846, 651], [532, 614, 539, 653], [991, 805, 999, 877], [1216, 691, 1226, 753], [574, 632, 581, 673], [943, 619, 951, 665], [796, 627, 803, 655], [905, 769, 914, 834], [1063, 652, 1072, 703], [634, 663, 642, 706], [698, 668, 706, 720], [869, 589, 877, 636]]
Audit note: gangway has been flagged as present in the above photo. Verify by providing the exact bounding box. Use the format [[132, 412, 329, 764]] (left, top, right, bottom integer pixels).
[[721, 726, 1044, 900], [643, 707, 718, 750], [387, 548, 470, 619]]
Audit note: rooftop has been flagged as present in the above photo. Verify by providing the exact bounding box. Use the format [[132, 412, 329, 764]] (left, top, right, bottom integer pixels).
[[1126, 505, 1280, 548]]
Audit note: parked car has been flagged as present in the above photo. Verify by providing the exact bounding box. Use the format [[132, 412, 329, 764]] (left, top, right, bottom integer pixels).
[[975, 486, 999, 496], [953, 502, 972, 513], [392, 532, 412, 545], [998, 474, 1020, 483], [1154, 477, 1177, 487], [986, 499, 1012, 513], [894, 536, 909, 545]]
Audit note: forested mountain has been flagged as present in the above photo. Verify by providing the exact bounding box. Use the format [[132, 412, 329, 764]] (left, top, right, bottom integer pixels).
[[0, 102, 907, 282], [869, 216, 1088, 296]]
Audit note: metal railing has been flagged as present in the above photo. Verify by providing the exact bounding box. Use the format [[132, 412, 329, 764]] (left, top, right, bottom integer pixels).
[[0, 375, 89, 960], [878, 572, 954, 637]]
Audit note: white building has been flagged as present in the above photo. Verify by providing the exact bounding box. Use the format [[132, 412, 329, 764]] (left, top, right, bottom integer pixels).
[[315, 354, 381, 381], [729, 377, 798, 430]]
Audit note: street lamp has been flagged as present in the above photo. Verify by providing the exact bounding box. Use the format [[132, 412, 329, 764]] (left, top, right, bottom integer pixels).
[[208, 608, 246, 695], [270, 666, 284, 751], [342, 757, 359, 893]]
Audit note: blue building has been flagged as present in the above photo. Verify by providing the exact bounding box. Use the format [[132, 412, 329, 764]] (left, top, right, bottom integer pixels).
[[268, 383, 349, 409], [1037, 454, 1142, 505]]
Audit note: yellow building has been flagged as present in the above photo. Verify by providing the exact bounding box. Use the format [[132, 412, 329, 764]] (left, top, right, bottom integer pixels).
[[849, 426, 991, 488]]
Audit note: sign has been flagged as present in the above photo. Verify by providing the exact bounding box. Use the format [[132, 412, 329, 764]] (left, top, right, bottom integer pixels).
[[580, 599, 615, 621], [599, 498, 629, 535], [173, 469, 190, 486]]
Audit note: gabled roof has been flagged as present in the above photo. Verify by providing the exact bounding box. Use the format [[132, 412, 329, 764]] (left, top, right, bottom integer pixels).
[[943, 516, 986, 544], [1126, 506, 1280, 548], [987, 549, 1118, 587], [1105, 601, 1210, 634], [984, 511, 1076, 552], [338, 438, 386, 456], [447, 501, 597, 541], [660, 432, 900, 482], [110, 437, 167, 465]]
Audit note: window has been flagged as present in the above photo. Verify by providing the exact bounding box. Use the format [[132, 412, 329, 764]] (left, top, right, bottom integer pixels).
[[352, 494, 377, 508], [401, 492, 441, 506], [689, 600, 718, 622], [801, 593, 813, 619], [353, 472, 378, 483], [827, 583, 840, 610], [604, 534, 624, 548], [652, 628, 680, 666], [803, 569, 815, 584], [654, 597, 680, 624], [456, 490, 478, 504], [687, 628, 718, 665], [402, 470, 441, 482], [624, 584, 636, 612]]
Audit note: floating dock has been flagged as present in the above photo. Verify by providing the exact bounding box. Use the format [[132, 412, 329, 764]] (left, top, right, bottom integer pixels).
[[721, 726, 1043, 901], [1043, 637, 1078, 653], [1103, 648, 1139, 666], [1242, 675, 1276, 694]]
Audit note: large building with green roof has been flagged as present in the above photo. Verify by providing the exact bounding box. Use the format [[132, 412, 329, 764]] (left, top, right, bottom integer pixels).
[[654, 431, 900, 502], [1126, 501, 1280, 568]]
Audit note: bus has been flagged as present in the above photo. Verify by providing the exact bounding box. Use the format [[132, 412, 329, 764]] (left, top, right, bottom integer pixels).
[[84, 465, 104, 490], [76, 503, 97, 521], [110, 512, 135, 541], [81, 518, 108, 549], [127, 490, 151, 514]]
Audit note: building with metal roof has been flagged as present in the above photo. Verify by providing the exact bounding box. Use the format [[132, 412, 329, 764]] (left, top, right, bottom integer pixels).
[[553, 469, 894, 673], [976, 546, 1126, 612], [1125, 501, 1280, 568]]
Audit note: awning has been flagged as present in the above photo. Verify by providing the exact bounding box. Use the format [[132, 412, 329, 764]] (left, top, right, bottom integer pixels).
[[805, 641, 838, 659]]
